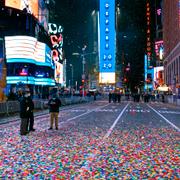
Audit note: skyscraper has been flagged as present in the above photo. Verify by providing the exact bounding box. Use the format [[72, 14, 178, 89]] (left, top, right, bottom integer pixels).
[[163, 0, 180, 97]]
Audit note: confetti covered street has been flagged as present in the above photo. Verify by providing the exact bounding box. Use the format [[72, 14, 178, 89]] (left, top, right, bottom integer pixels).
[[0, 100, 180, 179]]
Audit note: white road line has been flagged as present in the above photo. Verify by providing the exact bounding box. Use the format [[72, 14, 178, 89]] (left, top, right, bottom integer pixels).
[[147, 104, 180, 132], [104, 103, 129, 138], [76, 103, 130, 178], [66, 103, 110, 122]]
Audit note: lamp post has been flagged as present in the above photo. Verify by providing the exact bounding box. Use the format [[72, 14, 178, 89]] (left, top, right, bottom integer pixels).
[[70, 64, 73, 96], [81, 45, 87, 98], [70, 64, 73, 87], [72, 46, 97, 98]]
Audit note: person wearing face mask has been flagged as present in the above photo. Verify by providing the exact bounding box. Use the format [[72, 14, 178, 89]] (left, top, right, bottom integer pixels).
[[48, 93, 61, 130], [19, 88, 35, 135]]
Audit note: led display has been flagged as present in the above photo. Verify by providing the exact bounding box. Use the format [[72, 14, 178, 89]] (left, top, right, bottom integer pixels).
[[99, 72, 115, 84], [5, 0, 39, 19], [5, 36, 53, 67], [48, 23, 63, 62], [7, 76, 55, 86], [55, 61, 63, 84], [155, 40, 164, 60], [99, 0, 116, 84], [153, 66, 164, 89]]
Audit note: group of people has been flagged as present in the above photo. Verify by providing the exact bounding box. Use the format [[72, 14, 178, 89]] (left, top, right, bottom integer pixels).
[[108, 91, 122, 103], [19, 88, 61, 136]]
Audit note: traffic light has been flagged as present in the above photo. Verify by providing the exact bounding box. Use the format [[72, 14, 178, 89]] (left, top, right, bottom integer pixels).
[[124, 78, 127, 82]]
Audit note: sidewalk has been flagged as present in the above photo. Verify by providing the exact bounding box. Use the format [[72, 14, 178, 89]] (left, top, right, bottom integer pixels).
[[0, 109, 49, 125]]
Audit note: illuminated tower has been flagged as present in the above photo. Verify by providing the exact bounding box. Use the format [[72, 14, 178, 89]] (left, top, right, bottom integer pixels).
[[99, 0, 116, 85]]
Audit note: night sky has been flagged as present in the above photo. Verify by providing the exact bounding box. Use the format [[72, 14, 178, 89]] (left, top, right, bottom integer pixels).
[[50, 0, 148, 91]]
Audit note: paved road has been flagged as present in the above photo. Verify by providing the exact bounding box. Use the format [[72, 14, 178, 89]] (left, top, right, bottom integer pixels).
[[0, 100, 179, 179]]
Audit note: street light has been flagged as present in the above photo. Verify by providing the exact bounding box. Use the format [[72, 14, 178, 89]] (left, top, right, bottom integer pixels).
[[82, 45, 87, 98], [72, 45, 97, 98], [70, 63, 73, 89]]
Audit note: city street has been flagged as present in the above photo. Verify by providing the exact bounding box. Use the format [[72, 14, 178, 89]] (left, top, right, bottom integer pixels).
[[0, 99, 179, 179]]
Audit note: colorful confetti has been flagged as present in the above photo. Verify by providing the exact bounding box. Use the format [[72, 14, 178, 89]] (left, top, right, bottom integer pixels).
[[0, 112, 179, 179]]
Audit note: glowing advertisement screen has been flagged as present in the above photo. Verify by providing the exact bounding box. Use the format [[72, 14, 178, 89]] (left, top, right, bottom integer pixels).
[[7, 76, 55, 86], [155, 40, 164, 60], [55, 61, 63, 84], [99, 0, 116, 84], [5, 36, 53, 67], [5, 0, 39, 19], [153, 66, 164, 89]]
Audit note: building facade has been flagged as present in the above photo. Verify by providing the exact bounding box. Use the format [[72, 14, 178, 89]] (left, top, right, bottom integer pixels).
[[0, 0, 56, 100], [163, 0, 180, 96]]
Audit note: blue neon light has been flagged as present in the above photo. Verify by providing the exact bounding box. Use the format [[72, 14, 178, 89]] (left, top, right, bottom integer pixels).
[[100, 0, 116, 73], [7, 58, 54, 67], [7, 76, 55, 86]]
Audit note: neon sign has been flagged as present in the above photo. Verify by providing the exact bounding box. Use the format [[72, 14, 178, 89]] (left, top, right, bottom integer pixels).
[[99, 0, 116, 84], [146, 1, 151, 67], [48, 23, 63, 62]]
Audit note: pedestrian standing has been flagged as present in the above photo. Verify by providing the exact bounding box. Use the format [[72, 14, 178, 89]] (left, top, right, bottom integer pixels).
[[26, 91, 35, 131], [19, 89, 33, 135], [48, 94, 61, 130], [117, 92, 121, 103], [109, 91, 112, 103]]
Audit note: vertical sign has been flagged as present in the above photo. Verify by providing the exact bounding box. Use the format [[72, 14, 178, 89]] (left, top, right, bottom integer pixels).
[[146, 1, 151, 67], [144, 54, 148, 90], [99, 0, 116, 84]]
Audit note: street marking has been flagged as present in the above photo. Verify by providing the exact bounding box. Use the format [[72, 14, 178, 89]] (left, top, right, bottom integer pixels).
[[76, 103, 130, 178], [104, 103, 129, 138], [147, 104, 180, 132], [158, 110, 180, 115], [126, 109, 150, 113], [66, 103, 110, 122]]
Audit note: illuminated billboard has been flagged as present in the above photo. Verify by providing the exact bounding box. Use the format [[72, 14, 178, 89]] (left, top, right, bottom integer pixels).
[[5, 0, 39, 19], [99, 0, 116, 84], [55, 61, 63, 84], [7, 76, 55, 86], [5, 36, 53, 67], [48, 23, 63, 62], [155, 40, 164, 60], [154, 66, 164, 89]]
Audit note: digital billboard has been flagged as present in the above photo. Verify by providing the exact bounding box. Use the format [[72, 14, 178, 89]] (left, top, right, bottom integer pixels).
[[5, 36, 53, 67], [154, 66, 164, 89], [7, 76, 55, 86], [99, 0, 116, 84], [48, 23, 63, 62], [155, 40, 164, 60], [5, 0, 39, 19], [55, 61, 63, 84]]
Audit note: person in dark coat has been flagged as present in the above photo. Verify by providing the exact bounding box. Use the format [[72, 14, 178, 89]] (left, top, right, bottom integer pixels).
[[48, 94, 61, 130], [117, 92, 121, 103], [19, 89, 34, 135], [109, 91, 112, 103], [26, 92, 35, 131]]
